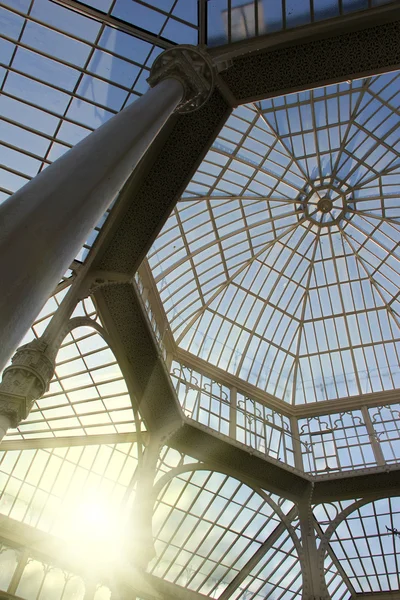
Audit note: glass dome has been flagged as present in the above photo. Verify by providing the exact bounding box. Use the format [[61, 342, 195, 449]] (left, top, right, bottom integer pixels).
[[1, 1, 400, 599], [148, 73, 400, 405]]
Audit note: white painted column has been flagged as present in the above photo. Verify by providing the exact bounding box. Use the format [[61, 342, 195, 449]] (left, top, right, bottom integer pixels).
[[361, 405, 385, 466], [0, 77, 183, 372], [290, 416, 304, 471], [0, 45, 214, 444], [229, 386, 237, 440]]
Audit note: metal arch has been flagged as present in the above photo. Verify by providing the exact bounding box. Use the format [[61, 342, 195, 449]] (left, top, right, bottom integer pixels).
[[65, 315, 108, 339], [65, 312, 146, 462], [150, 461, 305, 584], [152, 460, 298, 529], [316, 494, 400, 588]]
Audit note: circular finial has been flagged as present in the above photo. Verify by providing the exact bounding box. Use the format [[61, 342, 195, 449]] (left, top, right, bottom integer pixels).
[[317, 197, 333, 213], [297, 182, 348, 227]]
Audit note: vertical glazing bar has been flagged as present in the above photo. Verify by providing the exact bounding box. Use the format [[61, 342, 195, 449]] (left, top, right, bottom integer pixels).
[[228, 0, 232, 43], [361, 405, 385, 467], [254, 0, 259, 36], [229, 386, 237, 440], [199, 0, 208, 45], [165, 352, 173, 372], [290, 416, 304, 471], [7, 549, 29, 596], [310, 0, 314, 23]]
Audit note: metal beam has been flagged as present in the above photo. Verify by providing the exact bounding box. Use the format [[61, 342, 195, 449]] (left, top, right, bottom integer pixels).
[[219, 507, 297, 600], [92, 89, 231, 275], [353, 593, 400, 600], [94, 283, 183, 433], [210, 3, 400, 63], [0, 592, 24, 599], [313, 464, 400, 503], [51, 0, 175, 49], [314, 520, 356, 597], [170, 420, 310, 502], [143, 574, 210, 600], [1, 432, 147, 452], [219, 6, 400, 104]]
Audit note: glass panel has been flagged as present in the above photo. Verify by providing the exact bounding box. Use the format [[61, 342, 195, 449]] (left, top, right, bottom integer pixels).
[[299, 411, 376, 474], [0, 546, 19, 591], [328, 497, 400, 593], [208, 0, 396, 45], [0, 0, 164, 260]]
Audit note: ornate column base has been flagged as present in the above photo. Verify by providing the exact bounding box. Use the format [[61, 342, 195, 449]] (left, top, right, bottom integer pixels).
[[0, 339, 55, 428]]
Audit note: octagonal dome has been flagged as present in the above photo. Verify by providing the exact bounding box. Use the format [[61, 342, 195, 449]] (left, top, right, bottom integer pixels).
[[148, 72, 400, 405]]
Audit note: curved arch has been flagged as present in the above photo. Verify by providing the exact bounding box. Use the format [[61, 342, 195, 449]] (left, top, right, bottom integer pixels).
[[66, 316, 108, 339], [69, 318, 144, 450], [37, 315, 145, 462], [68, 318, 143, 445], [153, 461, 292, 523], [149, 462, 305, 597], [151, 461, 303, 559], [317, 494, 400, 591]]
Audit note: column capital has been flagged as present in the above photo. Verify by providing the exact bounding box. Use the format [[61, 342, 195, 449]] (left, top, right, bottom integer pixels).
[[0, 339, 55, 427], [148, 45, 215, 113]]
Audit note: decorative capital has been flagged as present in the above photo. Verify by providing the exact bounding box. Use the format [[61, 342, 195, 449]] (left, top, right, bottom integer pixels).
[[0, 339, 55, 427], [148, 45, 215, 114]]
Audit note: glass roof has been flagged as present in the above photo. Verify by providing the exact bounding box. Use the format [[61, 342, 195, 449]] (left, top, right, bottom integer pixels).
[[207, 0, 396, 45], [149, 73, 400, 405], [151, 467, 298, 595], [3, 290, 141, 442], [0, 0, 196, 260], [315, 498, 400, 594], [1, 1, 400, 599]]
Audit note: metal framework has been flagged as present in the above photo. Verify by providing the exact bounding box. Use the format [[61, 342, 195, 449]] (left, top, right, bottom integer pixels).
[[1, 1, 400, 599]]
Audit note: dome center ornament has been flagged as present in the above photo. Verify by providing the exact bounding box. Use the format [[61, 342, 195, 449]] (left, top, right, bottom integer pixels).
[[298, 183, 348, 228], [317, 197, 333, 213]]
